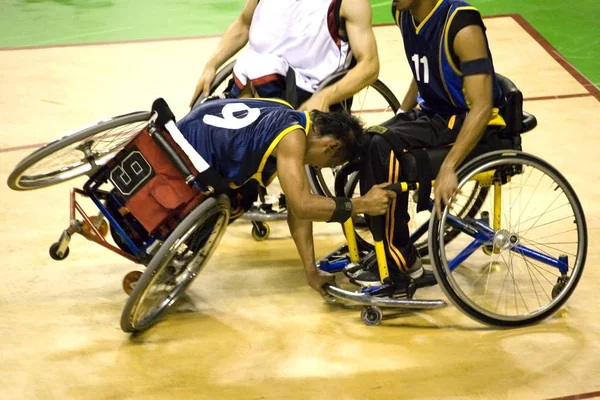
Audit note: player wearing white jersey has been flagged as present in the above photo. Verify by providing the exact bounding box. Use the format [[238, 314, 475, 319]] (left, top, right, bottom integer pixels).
[[190, 0, 379, 113]]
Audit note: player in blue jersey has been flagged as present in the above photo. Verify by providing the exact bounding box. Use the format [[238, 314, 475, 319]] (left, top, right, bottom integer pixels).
[[176, 97, 395, 294], [347, 0, 507, 286]]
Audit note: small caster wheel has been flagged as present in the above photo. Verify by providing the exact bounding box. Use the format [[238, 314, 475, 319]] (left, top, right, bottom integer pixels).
[[552, 277, 568, 299], [49, 243, 70, 261], [361, 306, 383, 326], [251, 222, 270, 241], [123, 271, 143, 295]]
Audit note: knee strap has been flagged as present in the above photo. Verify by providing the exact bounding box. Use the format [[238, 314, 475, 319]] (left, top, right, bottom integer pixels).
[[380, 132, 433, 213], [407, 149, 433, 213], [285, 67, 299, 109], [153, 97, 230, 194]]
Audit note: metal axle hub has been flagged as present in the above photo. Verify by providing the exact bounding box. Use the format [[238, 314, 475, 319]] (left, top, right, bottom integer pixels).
[[493, 229, 519, 250]]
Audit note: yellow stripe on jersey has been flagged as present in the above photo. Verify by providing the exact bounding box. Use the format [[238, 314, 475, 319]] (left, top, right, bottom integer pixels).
[[443, 6, 479, 76], [254, 97, 295, 109], [260, 114, 311, 187], [414, 0, 445, 34], [438, 10, 458, 107]]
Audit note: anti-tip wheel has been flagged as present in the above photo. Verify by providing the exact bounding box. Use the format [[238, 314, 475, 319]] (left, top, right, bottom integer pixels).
[[123, 271, 143, 295], [552, 277, 568, 299], [49, 242, 70, 261], [251, 222, 270, 241], [361, 306, 383, 326]]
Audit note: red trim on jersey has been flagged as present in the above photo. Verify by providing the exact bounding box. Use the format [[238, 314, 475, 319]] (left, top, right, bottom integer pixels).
[[251, 73, 284, 86], [327, 0, 342, 48], [233, 73, 245, 89]]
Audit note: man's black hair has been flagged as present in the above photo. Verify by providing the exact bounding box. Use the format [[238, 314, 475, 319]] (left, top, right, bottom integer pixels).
[[309, 110, 366, 164]]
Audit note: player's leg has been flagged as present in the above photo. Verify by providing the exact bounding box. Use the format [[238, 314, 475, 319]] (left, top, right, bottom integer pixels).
[[349, 110, 460, 286]]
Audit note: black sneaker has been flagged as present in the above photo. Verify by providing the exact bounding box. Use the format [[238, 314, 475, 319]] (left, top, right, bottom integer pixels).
[[350, 259, 437, 289], [342, 251, 376, 279]]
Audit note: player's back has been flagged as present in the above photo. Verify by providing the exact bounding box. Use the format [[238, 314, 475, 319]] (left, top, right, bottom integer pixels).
[[176, 98, 310, 188]]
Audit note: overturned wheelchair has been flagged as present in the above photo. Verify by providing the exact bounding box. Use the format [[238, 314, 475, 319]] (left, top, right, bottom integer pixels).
[[316, 75, 587, 327], [8, 99, 238, 333]]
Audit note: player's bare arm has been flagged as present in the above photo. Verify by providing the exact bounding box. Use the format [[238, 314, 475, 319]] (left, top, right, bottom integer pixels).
[[190, 0, 259, 106], [299, 0, 379, 111], [275, 130, 394, 221], [434, 24, 494, 216], [400, 78, 419, 112]]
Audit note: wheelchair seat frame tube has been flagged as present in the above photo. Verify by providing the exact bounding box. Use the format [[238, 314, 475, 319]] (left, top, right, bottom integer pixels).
[[148, 122, 196, 185]]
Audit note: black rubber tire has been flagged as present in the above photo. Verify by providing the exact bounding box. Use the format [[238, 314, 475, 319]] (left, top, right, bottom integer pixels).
[[429, 150, 587, 328], [120, 195, 230, 333], [251, 222, 270, 241], [7, 111, 150, 191], [49, 243, 70, 261]]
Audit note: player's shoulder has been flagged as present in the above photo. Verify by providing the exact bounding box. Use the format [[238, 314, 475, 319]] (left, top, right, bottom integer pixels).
[[273, 126, 308, 158], [340, 0, 372, 18]]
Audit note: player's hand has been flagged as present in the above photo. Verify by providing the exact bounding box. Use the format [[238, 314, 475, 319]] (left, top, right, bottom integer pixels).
[[189, 66, 217, 108], [298, 93, 330, 112], [434, 166, 458, 218], [361, 183, 396, 216], [306, 268, 337, 296]]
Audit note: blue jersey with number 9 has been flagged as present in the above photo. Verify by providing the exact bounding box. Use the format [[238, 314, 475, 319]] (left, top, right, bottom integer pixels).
[[176, 98, 309, 188]]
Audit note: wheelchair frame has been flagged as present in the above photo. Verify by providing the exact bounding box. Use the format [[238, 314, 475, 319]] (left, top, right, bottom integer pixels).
[[315, 146, 586, 326], [312, 73, 587, 327]]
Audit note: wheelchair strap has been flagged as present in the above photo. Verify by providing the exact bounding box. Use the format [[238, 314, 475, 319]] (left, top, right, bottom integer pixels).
[[152, 98, 177, 125], [152, 98, 230, 194], [285, 67, 299, 109], [380, 131, 432, 212], [409, 149, 433, 212]]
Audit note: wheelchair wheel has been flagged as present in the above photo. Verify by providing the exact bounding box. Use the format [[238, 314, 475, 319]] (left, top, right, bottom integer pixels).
[[120, 195, 230, 333], [413, 183, 489, 257], [7, 111, 150, 190], [191, 60, 236, 110], [429, 150, 587, 327], [340, 171, 489, 257]]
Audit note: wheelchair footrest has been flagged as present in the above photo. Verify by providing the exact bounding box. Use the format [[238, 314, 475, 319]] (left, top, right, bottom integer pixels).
[[323, 285, 447, 309], [239, 210, 287, 221]]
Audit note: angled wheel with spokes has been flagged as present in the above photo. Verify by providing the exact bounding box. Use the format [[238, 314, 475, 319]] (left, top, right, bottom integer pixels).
[[429, 150, 587, 327], [7, 112, 150, 190], [120, 195, 230, 333]]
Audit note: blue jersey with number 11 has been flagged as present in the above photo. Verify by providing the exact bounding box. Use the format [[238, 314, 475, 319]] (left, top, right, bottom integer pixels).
[[176, 98, 309, 188], [395, 0, 505, 124]]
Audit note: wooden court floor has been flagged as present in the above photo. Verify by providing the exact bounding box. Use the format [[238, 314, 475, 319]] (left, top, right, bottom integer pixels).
[[0, 15, 599, 400]]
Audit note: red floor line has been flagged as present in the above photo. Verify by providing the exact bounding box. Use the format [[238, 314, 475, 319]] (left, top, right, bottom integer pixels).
[[524, 93, 592, 102], [0, 89, 591, 155], [510, 14, 600, 102], [545, 390, 600, 400], [0, 143, 44, 154]]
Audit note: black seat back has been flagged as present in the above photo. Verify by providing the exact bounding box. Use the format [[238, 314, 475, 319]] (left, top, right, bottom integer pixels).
[[496, 73, 524, 137]]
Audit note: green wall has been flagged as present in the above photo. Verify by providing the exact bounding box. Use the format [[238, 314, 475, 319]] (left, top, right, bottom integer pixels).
[[0, 0, 597, 86]]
